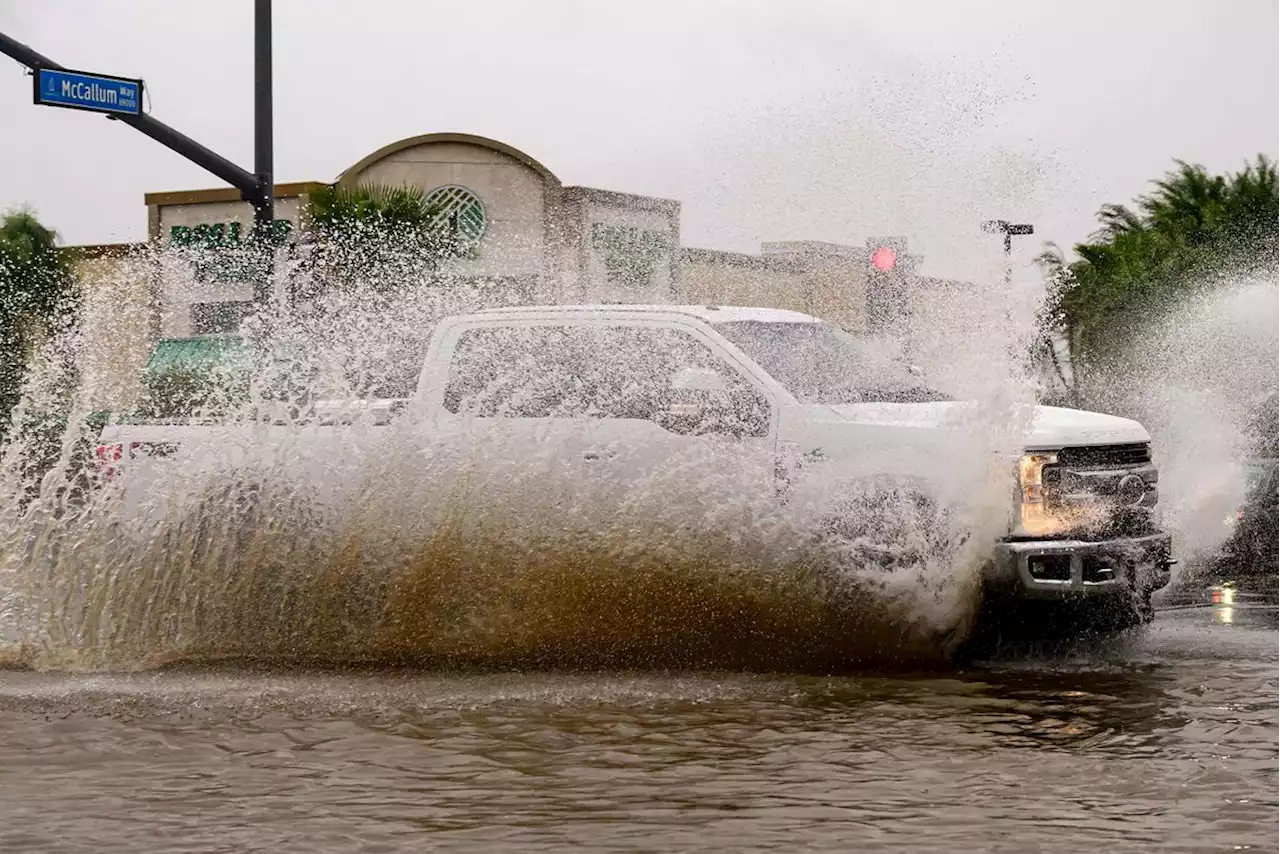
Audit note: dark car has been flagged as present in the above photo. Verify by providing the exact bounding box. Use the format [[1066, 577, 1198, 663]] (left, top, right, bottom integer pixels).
[[1216, 457, 1279, 577]]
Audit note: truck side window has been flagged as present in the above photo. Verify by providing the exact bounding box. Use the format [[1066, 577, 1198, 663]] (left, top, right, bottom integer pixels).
[[442, 324, 770, 436]]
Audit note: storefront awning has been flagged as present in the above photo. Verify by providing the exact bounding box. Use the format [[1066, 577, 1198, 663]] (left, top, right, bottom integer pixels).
[[145, 336, 247, 374]]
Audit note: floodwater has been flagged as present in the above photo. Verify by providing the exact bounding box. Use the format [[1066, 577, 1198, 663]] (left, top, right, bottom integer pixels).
[[0, 585, 1274, 853]]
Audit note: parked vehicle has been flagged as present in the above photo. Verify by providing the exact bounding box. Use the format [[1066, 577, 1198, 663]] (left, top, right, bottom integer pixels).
[[96, 305, 1177, 632], [1213, 458, 1274, 578]]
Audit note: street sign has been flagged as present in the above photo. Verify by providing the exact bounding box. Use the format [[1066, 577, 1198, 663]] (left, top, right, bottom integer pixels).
[[33, 67, 142, 116]]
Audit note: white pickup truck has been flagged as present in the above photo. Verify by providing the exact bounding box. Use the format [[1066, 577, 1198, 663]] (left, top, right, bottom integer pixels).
[[97, 304, 1174, 632]]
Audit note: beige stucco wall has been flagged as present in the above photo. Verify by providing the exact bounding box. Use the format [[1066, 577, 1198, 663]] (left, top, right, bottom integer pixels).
[[345, 141, 550, 282], [153, 195, 305, 243], [131, 137, 694, 329], [682, 255, 808, 310], [801, 263, 869, 331], [151, 194, 308, 338], [681, 250, 868, 331], [72, 250, 155, 411], [581, 197, 681, 304]]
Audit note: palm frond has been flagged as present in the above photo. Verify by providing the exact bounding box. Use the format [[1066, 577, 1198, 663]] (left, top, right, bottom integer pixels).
[[1048, 154, 1278, 371]]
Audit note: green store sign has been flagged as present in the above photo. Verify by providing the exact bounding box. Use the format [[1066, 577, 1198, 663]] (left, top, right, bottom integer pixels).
[[168, 218, 293, 248], [591, 223, 672, 290], [168, 219, 294, 284]]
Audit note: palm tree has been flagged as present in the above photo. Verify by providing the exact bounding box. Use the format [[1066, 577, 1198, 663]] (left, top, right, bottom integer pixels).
[[0, 208, 77, 438], [306, 183, 446, 234], [1042, 155, 1278, 374], [296, 183, 458, 299]]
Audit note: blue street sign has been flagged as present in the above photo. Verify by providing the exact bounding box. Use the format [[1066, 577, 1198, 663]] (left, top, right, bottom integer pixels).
[[33, 67, 142, 116]]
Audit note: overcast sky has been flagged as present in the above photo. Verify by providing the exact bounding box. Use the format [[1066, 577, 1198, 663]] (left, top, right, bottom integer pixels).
[[1, 0, 1276, 281]]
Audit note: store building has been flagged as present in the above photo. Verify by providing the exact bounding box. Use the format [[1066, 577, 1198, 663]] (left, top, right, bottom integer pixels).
[[72, 131, 933, 349], [142, 133, 682, 338]]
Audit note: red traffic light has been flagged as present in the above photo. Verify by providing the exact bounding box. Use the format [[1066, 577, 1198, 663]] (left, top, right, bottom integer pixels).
[[870, 246, 897, 272]]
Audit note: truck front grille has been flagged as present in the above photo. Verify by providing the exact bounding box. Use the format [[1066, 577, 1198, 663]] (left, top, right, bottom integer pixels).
[[1057, 443, 1151, 468], [1037, 442, 1159, 540]]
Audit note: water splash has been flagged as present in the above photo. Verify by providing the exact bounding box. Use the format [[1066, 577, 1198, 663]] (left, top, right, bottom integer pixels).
[[1, 240, 1039, 673], [3, 427, 1009, 672], [1080, 278, 1278, 580]]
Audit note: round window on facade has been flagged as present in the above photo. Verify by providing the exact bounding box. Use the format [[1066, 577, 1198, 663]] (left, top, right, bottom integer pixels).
[[424, 185, 487, 249]]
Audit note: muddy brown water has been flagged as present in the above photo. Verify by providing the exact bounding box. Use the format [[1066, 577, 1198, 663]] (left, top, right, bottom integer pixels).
[[0, 593, 1275, 853]]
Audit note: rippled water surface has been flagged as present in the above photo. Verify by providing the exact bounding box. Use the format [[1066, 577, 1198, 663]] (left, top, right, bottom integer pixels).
[[0, 594, 1275, 853]]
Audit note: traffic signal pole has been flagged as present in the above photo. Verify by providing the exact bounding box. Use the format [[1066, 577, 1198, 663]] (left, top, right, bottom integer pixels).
[[864, 237, 918, 336], [252, 0, 275, 304], [1, 2, 275, 297], [253, 0, 274, 236], [0, 31, 260, 201]]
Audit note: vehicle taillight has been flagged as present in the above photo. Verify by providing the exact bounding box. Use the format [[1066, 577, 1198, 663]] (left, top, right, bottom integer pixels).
[[95, 443, 123, 480]]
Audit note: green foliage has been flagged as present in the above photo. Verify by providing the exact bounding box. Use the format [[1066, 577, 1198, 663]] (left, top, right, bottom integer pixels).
[[1041, 156, 1279, 369], [307, 183, 444, 233], [0, 209, 75, 321], [0, 208, 78, 439], [298, 183, 458, 299]]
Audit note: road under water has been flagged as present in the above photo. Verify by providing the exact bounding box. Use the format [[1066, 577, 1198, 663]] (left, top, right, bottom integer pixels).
[[0, 585, 1274, 854]]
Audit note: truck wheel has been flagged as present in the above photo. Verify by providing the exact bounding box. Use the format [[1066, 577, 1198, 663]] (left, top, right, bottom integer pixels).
[[814, 483, 965, 575], [961, 588, 1151, 659]]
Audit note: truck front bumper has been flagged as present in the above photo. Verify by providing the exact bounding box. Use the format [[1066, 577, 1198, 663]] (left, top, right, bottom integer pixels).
[[990, 532, 1174, 600]]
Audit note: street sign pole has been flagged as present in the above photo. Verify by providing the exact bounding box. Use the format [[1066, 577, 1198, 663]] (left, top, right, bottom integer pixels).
[[252, 0, 274, 304], [1, 30, 261, 200], [254, 0, 274, 236], [1, 23, 278, 305]]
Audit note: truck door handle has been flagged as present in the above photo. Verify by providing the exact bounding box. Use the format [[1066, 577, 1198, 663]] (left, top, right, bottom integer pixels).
[[583, 449, 616, 461]]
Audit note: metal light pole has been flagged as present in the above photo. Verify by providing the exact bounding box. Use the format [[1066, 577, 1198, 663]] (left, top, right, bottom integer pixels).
[[254, 0, 274, 236], [251, 0, 275, 305], [982, 218, 1043, 385], [981, 219, 1035, 289]]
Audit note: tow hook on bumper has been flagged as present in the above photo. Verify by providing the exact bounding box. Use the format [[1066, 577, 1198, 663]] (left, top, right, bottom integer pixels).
[[991, 533, 1174, 599]]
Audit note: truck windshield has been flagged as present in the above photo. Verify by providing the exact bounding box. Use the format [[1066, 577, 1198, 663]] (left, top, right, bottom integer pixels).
[[713, 320, 949, 405]]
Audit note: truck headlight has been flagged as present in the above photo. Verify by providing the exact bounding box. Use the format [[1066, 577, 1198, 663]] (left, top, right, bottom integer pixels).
[[1018, 452, 1057, 503], [1016, 450, 1112, 537], [1017, 451, 1070, 537]]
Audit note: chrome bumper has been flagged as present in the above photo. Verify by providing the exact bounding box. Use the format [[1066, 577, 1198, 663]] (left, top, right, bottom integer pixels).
[[990, 533, 1174, 600]]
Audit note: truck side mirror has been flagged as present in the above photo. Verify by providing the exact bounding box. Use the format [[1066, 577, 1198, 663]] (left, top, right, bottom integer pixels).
[[670, 366, 729, 395], [657, 366, 757, 436]]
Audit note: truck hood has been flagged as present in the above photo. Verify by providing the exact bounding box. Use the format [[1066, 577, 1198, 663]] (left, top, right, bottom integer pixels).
[[823, 402, 1150, 448]]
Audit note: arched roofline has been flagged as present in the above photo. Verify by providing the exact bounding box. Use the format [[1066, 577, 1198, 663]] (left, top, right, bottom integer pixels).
[[336, 132, 560, 187]]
